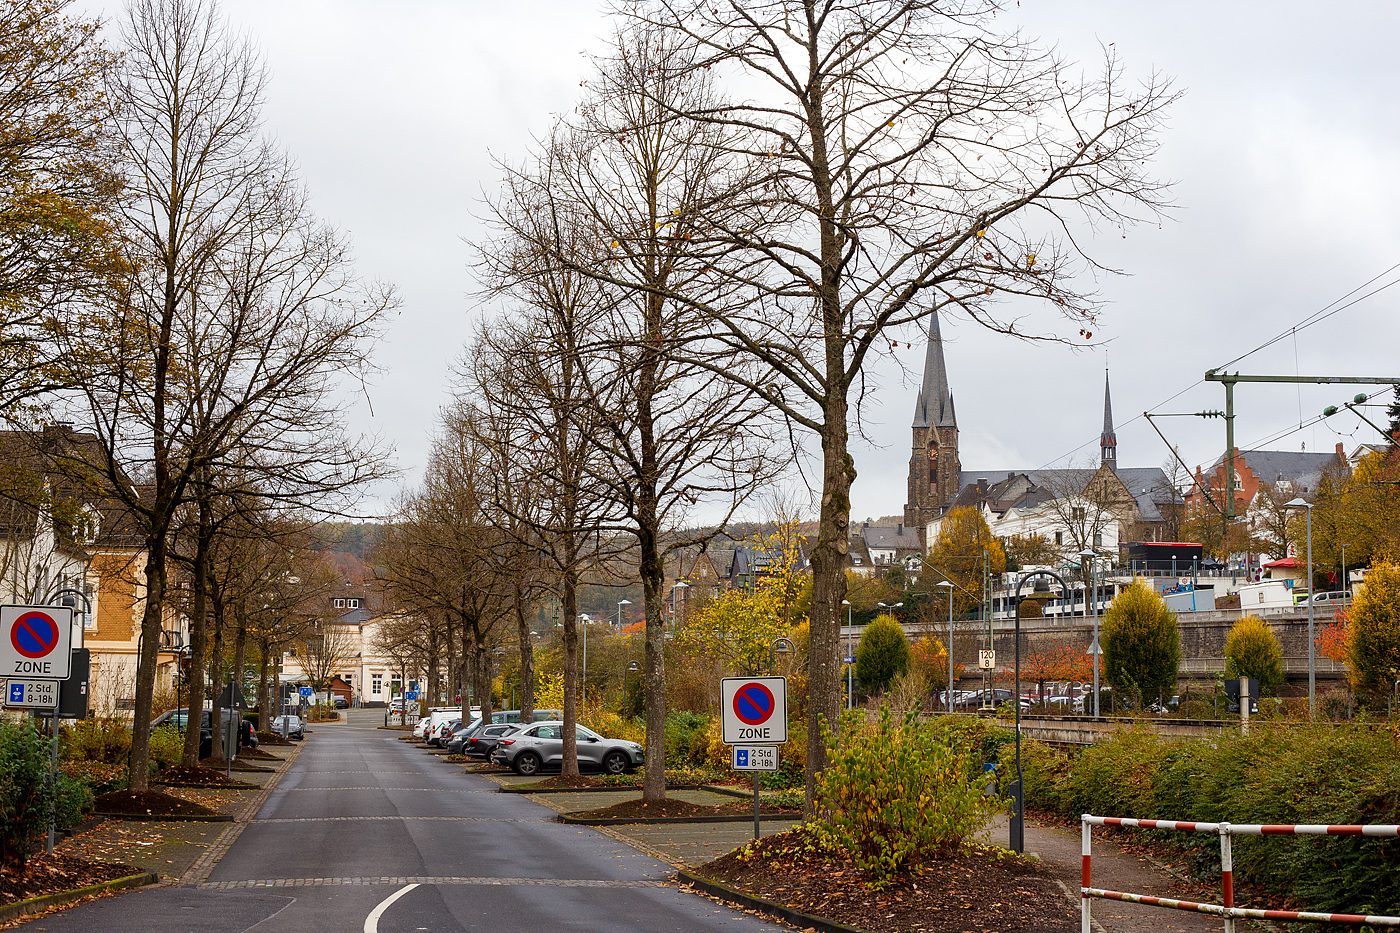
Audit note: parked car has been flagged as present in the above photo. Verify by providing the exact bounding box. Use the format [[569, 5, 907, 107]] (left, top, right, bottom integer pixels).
[[491, 721, 643, 776], [428, 718, 461, 746], [150, 707, 240, 759], [333, 695, 350, 709], [413, 716, 432, 739], [464, 723, 519, 760], [270, 714, 304, 740]]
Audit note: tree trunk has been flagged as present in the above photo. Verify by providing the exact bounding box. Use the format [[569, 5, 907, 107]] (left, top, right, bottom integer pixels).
[[256, 633, 270, 729], [459, 613, 474, 727], [473, 625, 493, 726], [181, 525, 212, 767], [425, 624, 440, 711], [641, 543, 666, 802], [126, 536, 166, 792], [514, 582, 534, 723], [561, 563, 580, 777]]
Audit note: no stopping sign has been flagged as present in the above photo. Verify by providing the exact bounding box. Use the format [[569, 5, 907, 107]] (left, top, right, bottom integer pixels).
[[721, 676, 787, 744], [2, 605, 73, 678]]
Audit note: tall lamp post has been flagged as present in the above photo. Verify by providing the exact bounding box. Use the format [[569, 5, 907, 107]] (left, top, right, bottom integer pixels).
[[616, 599, 631, 631], [1284, 497, 1316, 718], [1078, 549, 1102, 718], [669, 581, 689, 631], [933, 579, 975, 712], [841, 600, 852, 709], [1010, 570, 1068, 854], [578, 613, 592, 696]]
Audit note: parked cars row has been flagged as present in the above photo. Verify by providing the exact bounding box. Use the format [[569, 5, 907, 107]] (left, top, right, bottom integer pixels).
[[490, 721, 643, 776]]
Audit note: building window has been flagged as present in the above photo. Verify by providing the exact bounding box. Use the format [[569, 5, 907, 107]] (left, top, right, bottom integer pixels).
[[1094, 533, 1102, 547], [348, 599, 360, 608], [1072, 507, 1086, 522], [391, 677, 401, 697], [372, 674, 382, 697], [1055, 531, 1063, 545], [334, 598, 344, 608]]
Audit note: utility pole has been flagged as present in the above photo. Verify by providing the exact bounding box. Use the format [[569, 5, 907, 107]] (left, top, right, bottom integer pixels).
[[1203, 372, 1400, 521]]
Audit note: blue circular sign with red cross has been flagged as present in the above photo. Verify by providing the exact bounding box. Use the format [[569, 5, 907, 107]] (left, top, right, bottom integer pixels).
[[11, 610, 60, 659], [733, 682, 776, 725]]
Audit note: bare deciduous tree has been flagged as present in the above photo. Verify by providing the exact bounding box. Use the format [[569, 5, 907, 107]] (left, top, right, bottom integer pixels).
[[58, 0, 394, 791], [609, 0, 1176, 808], [483, 27, 782, 801]]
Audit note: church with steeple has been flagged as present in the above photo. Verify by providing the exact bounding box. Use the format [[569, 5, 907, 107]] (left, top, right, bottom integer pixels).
[[902, 315, 1176, 550], [903, 310, 962, 534]]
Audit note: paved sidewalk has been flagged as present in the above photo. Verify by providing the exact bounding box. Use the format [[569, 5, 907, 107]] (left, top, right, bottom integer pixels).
[[592, 805, 1222, 932]]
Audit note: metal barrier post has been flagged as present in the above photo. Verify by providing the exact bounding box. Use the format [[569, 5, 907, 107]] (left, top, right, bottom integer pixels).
[[1220, 822, 1234, 933], [1082, 817, 1092, 933]]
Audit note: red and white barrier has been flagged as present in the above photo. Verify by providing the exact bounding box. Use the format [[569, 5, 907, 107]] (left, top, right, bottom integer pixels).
[[1080, 815, 1400, 932]]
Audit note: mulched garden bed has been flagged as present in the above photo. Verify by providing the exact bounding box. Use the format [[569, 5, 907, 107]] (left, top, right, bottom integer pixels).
[[237, 748, 283, 761], [0, 853, 143, 908], [256, 732, 294, 746], [91, 790, 222, 819], [155, 766, 258, 789], [521, 774, 603, 790], [570, 798, 798, 821], [692, 829, 1077, 933]]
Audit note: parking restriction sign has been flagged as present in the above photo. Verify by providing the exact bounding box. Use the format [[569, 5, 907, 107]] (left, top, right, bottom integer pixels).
[[1, 605, 72, 679], [721, 676, 787, 744]]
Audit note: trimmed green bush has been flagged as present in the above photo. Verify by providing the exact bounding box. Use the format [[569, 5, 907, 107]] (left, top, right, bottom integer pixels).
[[855, 614, 911, 695], [1, 720, 91, 871], [147, 726, 183, 772], [1018, 721, 1400, 917], [811, 707, 998, 889]]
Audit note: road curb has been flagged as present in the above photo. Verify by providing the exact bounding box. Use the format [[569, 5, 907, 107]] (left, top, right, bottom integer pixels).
[[500, 784, 703, 795], [177, 739, 305, 886], [677, 870, 872, 933], [558, 811, 798, 826], [0, 871, 158, 923], [91, 812, 234, 823]]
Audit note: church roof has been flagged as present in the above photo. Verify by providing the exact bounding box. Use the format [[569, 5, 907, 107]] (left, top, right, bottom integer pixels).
[[954, 466, 1174, 523], [911, 310, 956, 430]]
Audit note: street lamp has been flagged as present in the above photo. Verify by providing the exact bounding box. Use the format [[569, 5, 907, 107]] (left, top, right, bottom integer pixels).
[[617, 599, 631, 631], [669, 582, 689, 631], [768, 636, 794, 675], [935, 582, 956, 713], [1011, 569, 1069, 854], [626, 660, 641, 713], [841, 600, 852, 710], [1078, 549, 1102, 718], [578, 613, 592, 696], [1284, 497, 1316, 718]]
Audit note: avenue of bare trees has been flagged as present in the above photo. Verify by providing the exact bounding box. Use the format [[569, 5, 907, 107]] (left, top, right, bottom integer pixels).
[[457, 2, 1175, 809], [0, 0, 394, 796]]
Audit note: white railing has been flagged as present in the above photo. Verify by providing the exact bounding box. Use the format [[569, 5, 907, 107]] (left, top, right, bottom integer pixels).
[[1081, 814, 1400, 932]]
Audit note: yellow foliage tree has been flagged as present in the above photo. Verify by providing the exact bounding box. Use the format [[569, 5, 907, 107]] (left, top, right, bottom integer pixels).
[[925, 506, 1006, 614], [1345, 559, 1400, 697], [677, 523, 810, 674]]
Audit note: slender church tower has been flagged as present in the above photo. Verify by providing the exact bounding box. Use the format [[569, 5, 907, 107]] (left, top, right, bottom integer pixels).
[[1100, 367, 1117, 472], [904, 310, 961, 543]]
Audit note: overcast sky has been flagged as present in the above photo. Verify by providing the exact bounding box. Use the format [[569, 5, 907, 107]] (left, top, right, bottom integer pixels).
[[73, 1, 1400, 524]]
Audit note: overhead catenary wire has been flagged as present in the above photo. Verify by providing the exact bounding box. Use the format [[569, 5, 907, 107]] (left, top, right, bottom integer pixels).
[[1212, 259, 1400, 373]]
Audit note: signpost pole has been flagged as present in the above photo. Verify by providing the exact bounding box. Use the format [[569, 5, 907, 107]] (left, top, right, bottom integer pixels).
[[753, 771, 761, 840], [46, 710, 57, 855]]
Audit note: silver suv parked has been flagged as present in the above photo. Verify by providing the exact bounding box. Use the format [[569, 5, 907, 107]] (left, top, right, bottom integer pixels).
[[490, 721, 642, 776]]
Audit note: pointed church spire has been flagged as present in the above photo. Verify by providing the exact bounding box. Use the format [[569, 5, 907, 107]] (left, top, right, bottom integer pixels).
[[912, 310, 955, 429], [1101, 365, 1117, 470]]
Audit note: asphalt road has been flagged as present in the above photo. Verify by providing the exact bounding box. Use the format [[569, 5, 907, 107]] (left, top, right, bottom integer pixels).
[[37, 713, 788, 933]]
